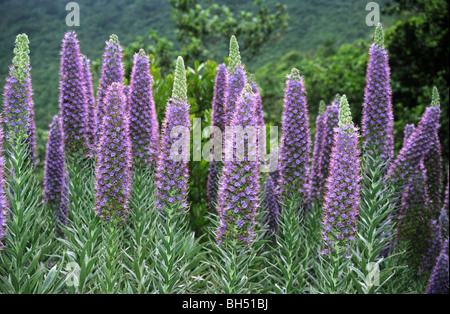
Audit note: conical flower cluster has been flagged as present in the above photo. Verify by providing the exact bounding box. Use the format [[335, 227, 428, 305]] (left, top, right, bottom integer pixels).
[[43, 115, 69, 229], [155, 57, 190, 211], [217, 88, 260, 245], [310, 100, 327, 204], [362, 24, 394, 165], [207, 64, 228, 211], [2, 33, 37, 162], [81, 55, 97, 153], [129, 49, 159, 167], [321, 95, 361, 257], [97, 35, 124, 139], [425, 239, 449, 294], [58, 31, 89, 154], [278, 68, 311, 204], [94, 83, 131, 221]]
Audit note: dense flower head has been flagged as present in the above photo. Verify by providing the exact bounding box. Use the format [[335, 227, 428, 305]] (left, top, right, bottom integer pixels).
[[94, 83, 132, 221], [217, 89, 260, 245], [207, 64, 229, 211], [96, 34, 125, 141], [424, 129, 443, 216], [81, 54, 97, 153], [310, 100, 328, 203], [425, 239, 449, 294], [321, 95, 361, 257], [155, 98, 191, 211], [402, 123, 415, 147], [3, 33, 37, 162], [58, 31, 89, 154], [262, 175, 279, 238], [0, 123, 8, 248], [43, 115, 69, 228], [225, 64, 247, 126], [129, 49, 159, 167], [278, 68, 311, 204], [228, 35, 241, 75], [420, 219, 442, 276], [397, 160, 433, 267], [362, 24, 394, 165], [388, 91, 441, 197], [318, 95, 340, 203], [172, 56, 187, 103]]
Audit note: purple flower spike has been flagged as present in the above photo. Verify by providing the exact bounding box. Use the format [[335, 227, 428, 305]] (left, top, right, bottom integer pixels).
[[43, 115, 69, 229], [94, 83, 131, 221], [278, 68, 311, 205], [388, 88, 441, 220], [207, 64, 228, 211], [129, 49, 159, 167], [225, 65, 246, 126], [96, 35, 125, 142], [310, 100, 327, 204], [420, 219, 442, 276], [262, 175, 279, 237], [362, 24, 394, 166], [402, 123, 415, 148], [217, 88, 260, 245], [3, 33, 37, 163], [58, 31, 89, 154], [424, 132, 443, 215], [81, 55, 97, 153], [425, 239, 449, 294], [321, 95, 361, 257], [0, 123, 8, 249], [318, 95, 340, 203]]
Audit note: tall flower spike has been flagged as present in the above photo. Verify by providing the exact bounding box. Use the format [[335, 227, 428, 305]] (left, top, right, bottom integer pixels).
[[402, 123, 415, 148], [3, 33, 37, 163], [388, 90, 441, 206], [155, 57, 190, 211], [172, 56, 187, 103], [0, 121, 8, 249], [94, 83, 131, 221], [129, 49, 159, 167], [397, 160, 432, 267], [207, 64, 229, 212], [425, 239, 449, 294], [97, 35, 124, 139], [278, 68, 311, 205], [217, 89, 260, 245], [228, 35, 241, 75], [420, 219, 442, 276], [362, 23, 394, 165], [43, 115, 69, 229], [310, 100, 327, 204], [81, 55, 97, 154], [321, 95, 361, 257], [58, 31, 89, 155], [318, 95, 340, 203]]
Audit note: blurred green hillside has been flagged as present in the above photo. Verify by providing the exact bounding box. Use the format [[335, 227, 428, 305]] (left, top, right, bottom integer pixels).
[[1, 0, 392, 130]]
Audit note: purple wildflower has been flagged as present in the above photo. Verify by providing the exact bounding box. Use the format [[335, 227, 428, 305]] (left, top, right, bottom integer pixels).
[[81, 55, 97, 154], [420, 219, 442, 276], [94, 83, 131, 221], [2, 34, 37, 163], [310, 100, 327, 204], [225, 65, 246, 126], [217, 88, 260, 245], [207, 64, 228, 212], [425, 239, 449, 294], [129, 49, 159, 167], [362, 24, 394, 165], [43, 115, 69, 229], [321, 95, 361, 257], [424, 132, 443, 215], [58, 31, 89, 154], [278, 68, 311, 204], [96, 35, 125, 143], [155, 57, 190, 211]]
